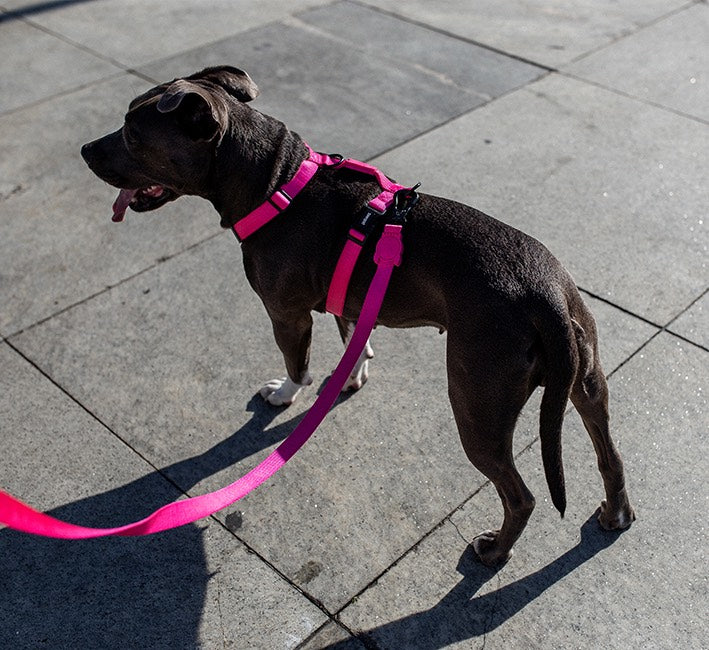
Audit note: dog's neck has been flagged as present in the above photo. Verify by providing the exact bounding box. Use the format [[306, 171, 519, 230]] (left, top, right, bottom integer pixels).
[[208, 107, 307, 228]]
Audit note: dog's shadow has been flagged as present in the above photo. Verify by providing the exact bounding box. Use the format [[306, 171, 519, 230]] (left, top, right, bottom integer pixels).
[[0, 392, 332, 649], [325, 514, 626, 649]]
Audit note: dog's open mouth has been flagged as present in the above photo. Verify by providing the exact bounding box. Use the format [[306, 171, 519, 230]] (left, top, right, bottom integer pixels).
[[111, 185, 176, 222]]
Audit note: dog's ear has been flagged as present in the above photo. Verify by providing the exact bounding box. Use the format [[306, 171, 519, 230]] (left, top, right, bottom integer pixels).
[[156, 80, 226, 141], [187, 66, 260, 103]]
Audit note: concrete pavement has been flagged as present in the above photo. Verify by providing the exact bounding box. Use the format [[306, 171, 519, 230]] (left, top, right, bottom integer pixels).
[[1, 1, 707, 648]]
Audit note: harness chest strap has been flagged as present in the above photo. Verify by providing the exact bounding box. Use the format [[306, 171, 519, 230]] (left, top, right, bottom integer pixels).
[[232, 143, 409, 316]]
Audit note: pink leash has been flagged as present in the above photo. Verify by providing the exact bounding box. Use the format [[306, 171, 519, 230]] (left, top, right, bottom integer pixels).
[[0, 144, 416, 539]]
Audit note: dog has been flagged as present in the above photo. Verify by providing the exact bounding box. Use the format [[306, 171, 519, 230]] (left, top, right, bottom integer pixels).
[[81, 65, 634, 565]]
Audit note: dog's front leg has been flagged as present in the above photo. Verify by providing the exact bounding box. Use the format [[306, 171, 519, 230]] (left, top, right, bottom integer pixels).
[[335, 316, 374, 392], [260, 313, 314, 406]]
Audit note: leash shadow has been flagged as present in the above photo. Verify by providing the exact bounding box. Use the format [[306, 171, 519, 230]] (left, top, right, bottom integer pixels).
[[166, 386, 356, 489], [326, 515, 627, 649], [0, 392, 337, 648]]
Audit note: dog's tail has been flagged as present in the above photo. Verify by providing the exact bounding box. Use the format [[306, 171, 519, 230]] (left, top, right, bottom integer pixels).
[[534, 291, 579, 517]]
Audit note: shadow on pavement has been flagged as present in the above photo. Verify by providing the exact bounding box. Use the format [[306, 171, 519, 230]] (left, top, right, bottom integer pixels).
[[327, 515, 627, 649], [0, 0, 100, 24], [0, 393, 326, 648]]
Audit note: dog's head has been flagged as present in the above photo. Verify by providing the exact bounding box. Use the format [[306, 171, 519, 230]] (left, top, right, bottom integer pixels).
[[81, 66, 259, 222]]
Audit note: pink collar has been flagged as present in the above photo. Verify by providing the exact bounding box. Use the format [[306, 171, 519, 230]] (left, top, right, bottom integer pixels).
[[232, 143, 404, 241]]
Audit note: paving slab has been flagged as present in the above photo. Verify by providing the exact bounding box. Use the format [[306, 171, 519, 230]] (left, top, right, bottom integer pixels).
[[565, 3, 709, 122], [1, 0, 331, 69], [0, 342, 327, 648], [297, 2, 544, 99], [373, 73, 709, 325], [301, 622, 366, 650], [669, 291, 708, 350], [0, 15, 120, 114], [0, 73, 220, 336], [137, 3, 543, 161], [356, 0, 688, 68], [337, 333, 708, 649], [580, 294, 658, 374], [10, 219, 656, 612]]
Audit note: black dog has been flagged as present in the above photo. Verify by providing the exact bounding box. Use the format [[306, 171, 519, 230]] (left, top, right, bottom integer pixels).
[[81, 66, 634, 565]]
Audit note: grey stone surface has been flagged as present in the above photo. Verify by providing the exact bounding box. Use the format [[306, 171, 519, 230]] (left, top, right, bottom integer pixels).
[[138, 4, 543, 160], [1, 0, 331, 68], [297, 2, 544, 99], [566, 3, 709, 122], [0, 342, 326, 648], [0, 17, 119, 114], [373, 73, 709, 325], [300, 622, 366, 650], [580, 294, 658, 374], [669, 291, 709, 350], [0, 74, 220, 336], [357, 0, 688, 68], [339, 333, 708, 648]]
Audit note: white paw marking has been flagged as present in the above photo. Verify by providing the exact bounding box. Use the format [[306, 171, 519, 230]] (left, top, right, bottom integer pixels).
[[599, 498, 635, 530], [343, 358, 369, 392], [260, 373, 311, 406]]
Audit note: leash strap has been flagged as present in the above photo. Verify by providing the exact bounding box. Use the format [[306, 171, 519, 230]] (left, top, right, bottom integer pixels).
[[326, 185, 420, 317], [0, 226, 404, 539]]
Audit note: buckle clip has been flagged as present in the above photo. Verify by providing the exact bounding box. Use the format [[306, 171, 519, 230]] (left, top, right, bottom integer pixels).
[[347, 204, 383, 246], [390, 184, 420, 225], [269, 188, 292, 211]]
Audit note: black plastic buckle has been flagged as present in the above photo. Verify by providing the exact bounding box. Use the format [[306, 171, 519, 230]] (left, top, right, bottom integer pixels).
[[390, 183, 421, 224], [348, 204, 383, 244]]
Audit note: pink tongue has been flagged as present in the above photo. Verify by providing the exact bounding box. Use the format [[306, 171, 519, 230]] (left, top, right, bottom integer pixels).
[[112, 189, 137, 222]]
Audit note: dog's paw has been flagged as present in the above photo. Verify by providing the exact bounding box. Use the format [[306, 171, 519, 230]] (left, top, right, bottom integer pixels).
[[472, 530, 513, 567], [260, 375, 311, 406], [341, 340, 374, 393], [598, 498, 636, 530], [343, 359, 369, 392]]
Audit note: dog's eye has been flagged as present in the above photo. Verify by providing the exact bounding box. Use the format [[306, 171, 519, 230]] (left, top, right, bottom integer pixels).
[[123, 125, 140, 148]]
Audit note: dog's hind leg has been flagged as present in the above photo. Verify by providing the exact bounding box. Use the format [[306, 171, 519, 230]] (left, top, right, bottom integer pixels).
[[570, 320, 635, 529], [446, 331, 538, 566], [335, 316, 374, 392]]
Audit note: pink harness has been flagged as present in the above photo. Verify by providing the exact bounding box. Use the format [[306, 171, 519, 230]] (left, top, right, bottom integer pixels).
[[0, 144, 418, 539], [234, 145, 414, 316]]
